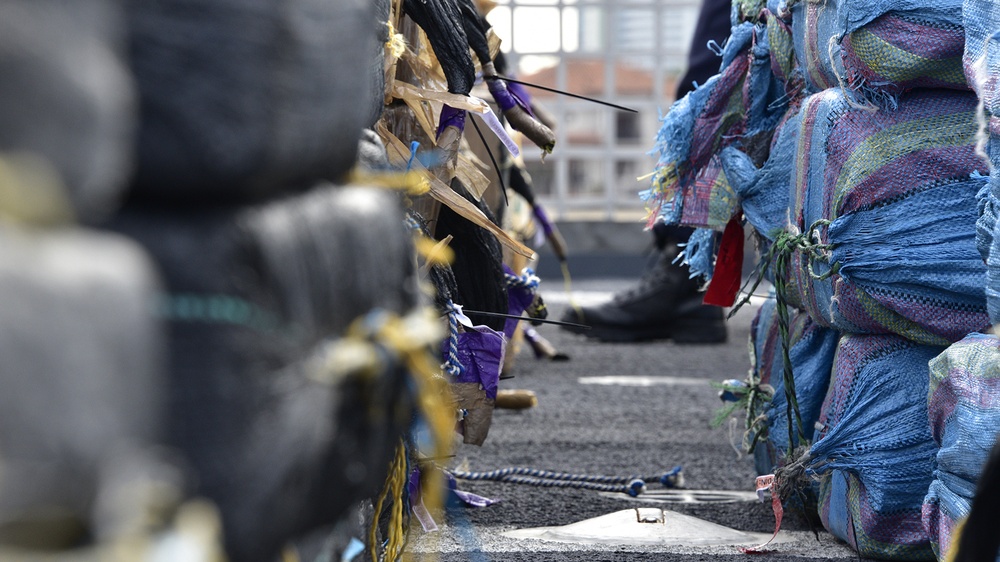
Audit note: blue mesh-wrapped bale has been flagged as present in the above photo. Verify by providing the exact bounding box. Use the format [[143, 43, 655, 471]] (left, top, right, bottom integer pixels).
[[923, 333, 1000, 560], [806, 334, 943, 560], [748, 292, 838, 475], [782, 88, 989, 344]]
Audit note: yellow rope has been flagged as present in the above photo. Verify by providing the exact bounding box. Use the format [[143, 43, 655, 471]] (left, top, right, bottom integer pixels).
[[332, 309, 452, 562], [0, 152, 74, 225], [370, 441, 409, 562]]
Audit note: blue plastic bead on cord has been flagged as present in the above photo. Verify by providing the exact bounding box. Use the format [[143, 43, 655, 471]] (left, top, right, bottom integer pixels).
[[659, 466, 684, 488], [718, 379, 748, 402], [627, 479, 647, 497]]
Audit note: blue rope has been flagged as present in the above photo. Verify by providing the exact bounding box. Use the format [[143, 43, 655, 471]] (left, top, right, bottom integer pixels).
[[442, 300, 464, 378], [503, 267, 540, 291], [451, 466, 684, 497], [406, 141, 420, 172], [403, 214, 422, 233]]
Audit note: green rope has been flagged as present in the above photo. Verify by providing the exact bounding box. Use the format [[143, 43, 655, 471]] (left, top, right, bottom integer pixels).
[[729, 220, 839, 460], [158, 293, 286, 333], [711, 377, 773, 454]]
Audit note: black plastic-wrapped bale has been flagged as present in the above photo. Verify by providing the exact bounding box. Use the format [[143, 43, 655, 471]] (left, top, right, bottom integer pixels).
[[106, 186, 419, 562], [0, 1, 135, 223], [368, 0, 391, 127], [434, 180, 508, 331], [126, 0, 382, 204], [0, 228, 165, 546]]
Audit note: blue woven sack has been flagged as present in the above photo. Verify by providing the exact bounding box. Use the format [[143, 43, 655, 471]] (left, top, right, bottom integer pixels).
[[719, 99, 802, 245], [789, 0, 846, 92], [748, 291, 838, 475], [983, 169, 1000, 324], [987, 206, 1000, 324], [975, 171, 996, 262], [643, 23, 754, 229], [963, 0, 1000, 115], [789, 0, 967, 103], [644, 6, 808, 238], [783, 88, 989, 344], [802, 334, 943, 560], [963, 0, 1000, 175], [923, 333, 1000, 560]]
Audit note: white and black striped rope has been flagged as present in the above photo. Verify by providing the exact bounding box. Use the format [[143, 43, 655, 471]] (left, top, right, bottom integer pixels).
[[504, 267, 540, 291], [451, 466, 684, 497], [441, 299, 463, 377]]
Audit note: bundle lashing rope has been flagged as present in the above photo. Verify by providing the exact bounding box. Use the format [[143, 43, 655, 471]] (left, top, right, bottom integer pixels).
[[504, 267, 548, 320], [714, 377, 774, 454], [370, 441, 410, 562], [442, 299, 463, 377], [450, 466, 684, 497], [503, 268, 540, 292], [730, 219, 839, 462]]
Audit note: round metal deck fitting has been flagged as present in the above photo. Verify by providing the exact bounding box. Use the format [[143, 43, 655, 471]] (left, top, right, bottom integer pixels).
[[502, 508, 789, 547]]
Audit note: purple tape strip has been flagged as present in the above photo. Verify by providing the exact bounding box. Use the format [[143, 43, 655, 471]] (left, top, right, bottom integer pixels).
[[446, 472, 500, 507], [437, 105, 467, 137], [507, 81, 536, 118], [453, 325, 505, 400], [487, 79, 519, 112], [502, 264, 537, 340], [408, 468, 439, 532], [532, 205, 556, 237]]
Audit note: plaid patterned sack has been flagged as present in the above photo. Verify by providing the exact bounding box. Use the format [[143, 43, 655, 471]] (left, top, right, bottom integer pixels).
[[790, 0, 967, 103], [923, 333, 1000, 560], [790, 0, 846, 92], [643, 22, 754, 229], [718, 96, 803, 246], [748, 291, 838, 475], [840, 12, 968, 102], [785, 88, 989, 344], [962, 0, 1000, 119], [810, 333, 943, 560]]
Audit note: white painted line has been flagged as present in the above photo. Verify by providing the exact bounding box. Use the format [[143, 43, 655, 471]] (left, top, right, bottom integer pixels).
[[578, 376, 708, 387], [542, 291, 771, 309], [540, 291, 615, 306]]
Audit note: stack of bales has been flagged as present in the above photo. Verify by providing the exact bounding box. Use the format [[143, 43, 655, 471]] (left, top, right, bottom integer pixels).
[[920, 1, 1000, 560], [0, 0, 448, 560], [0, 0, 178, 555], [102, 1, 434, 560], [746, 290, 838, 477], [647, 0, 1000, 558]]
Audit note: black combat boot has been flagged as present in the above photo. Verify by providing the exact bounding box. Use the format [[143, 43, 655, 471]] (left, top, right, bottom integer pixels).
[[559, 241, 727, 343]]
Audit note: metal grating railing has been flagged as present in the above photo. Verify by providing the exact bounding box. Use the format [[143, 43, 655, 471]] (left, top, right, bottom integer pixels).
[[485, 0, 702, 221]]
